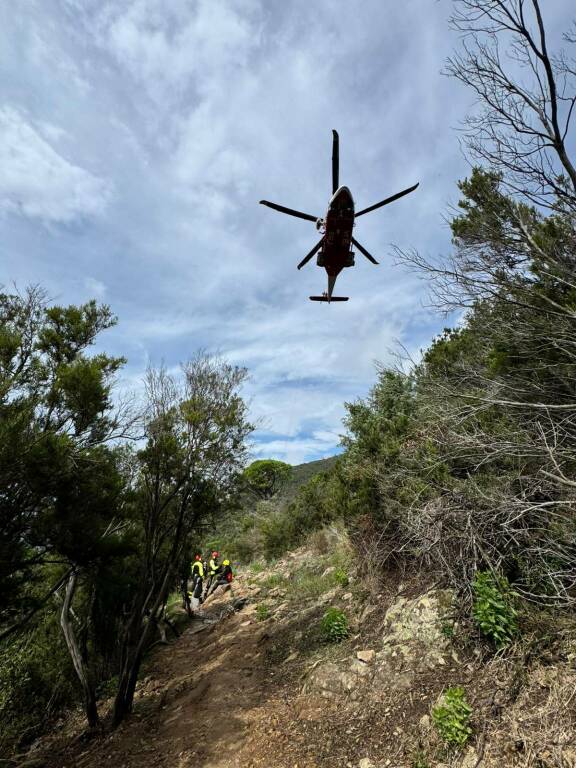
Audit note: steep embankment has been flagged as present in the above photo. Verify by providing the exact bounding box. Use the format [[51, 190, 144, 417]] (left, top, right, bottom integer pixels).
[[35, 534, 576, 768]]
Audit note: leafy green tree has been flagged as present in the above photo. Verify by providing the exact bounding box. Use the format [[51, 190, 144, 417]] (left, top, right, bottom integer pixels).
[[242, 459, 293, 500], [112, 354, 252, 726], [0, 286, 132, 729], [0, 286, 127, 634]]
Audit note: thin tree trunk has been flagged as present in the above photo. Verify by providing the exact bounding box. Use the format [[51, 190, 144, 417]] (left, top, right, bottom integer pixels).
[[112, 561, 177, 726], [60, 570, 100, 729]]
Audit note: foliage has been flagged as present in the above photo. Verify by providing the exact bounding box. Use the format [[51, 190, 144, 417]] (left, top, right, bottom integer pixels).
[[242, 459, 293, 500], [320, 607, 349, 643], [0, 286, 127, 627], [255, 604, 270, 621], [333, 568, 349, 587], [411, 752, 431, 768], [473, 571, 518, 648], [0, 615, 77, 752], [432, 687, 473, 746]]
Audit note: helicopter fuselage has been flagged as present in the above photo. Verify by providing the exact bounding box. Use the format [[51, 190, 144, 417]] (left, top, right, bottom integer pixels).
[[316, 186, 355, 299]]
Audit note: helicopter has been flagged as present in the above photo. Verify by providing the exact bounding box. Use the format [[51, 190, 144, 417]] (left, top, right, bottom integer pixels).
[[259, 130, 418, 302]]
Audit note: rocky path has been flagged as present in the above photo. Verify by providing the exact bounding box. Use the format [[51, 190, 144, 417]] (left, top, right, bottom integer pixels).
[[45, 592, 299, 768]]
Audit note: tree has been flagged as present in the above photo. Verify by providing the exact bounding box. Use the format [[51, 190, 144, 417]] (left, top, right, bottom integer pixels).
[[0, 286, 135, 728], [112, 353, 252, 726], [446, 0, 576, 210], [393, 1, 576, 603], [0, 286, 129, 633], [242, 459, 293, 500]]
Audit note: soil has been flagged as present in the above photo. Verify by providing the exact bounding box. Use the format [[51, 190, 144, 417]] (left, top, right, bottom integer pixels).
[[33, 571, 469, 768]]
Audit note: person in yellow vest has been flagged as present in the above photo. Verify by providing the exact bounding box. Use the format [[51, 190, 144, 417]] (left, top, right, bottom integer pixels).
[[206, 559, 234, 599], [203, 551, 221, 600], [189, 554, 204, 615]]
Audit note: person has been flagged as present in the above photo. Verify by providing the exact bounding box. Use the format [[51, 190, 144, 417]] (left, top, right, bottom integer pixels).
[[205, 558, 234, 599], [203, 551, 221, 599], [189, 554, 204, 615]]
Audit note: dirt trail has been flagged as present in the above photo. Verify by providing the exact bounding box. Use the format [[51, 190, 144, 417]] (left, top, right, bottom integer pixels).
[[44, 588, 322, 768]]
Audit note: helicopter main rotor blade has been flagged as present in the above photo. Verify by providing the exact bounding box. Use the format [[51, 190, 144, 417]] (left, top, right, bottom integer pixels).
[[297, 238, 324, 270], [259, 200, 318, 222], [352, 237, 379, 265], [332, 129, 339, 193], [355, 182, 419, 218]]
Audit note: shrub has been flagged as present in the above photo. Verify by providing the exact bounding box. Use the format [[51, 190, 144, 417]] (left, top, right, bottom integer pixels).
[[334, 568, 349, 587], [432, 686, 472, 746], [320, 607, 349, 643], [472, 570, 518, 648], [256, 604, 270, 621]]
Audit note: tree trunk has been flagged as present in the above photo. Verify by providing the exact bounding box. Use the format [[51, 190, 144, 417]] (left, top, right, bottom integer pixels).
[[112, 563, 176, 727], [60, 570, 100, 729]]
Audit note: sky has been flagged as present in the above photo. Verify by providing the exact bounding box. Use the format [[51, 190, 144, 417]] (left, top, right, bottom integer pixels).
[[0, 0, 569, 464]]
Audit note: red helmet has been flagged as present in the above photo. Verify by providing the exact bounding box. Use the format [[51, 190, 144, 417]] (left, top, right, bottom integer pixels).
[[194, 554, 202, 561], [211, 551, 219, 558]]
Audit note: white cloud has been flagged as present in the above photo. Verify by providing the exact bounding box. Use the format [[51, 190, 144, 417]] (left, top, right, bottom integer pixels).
[[84, 276, 108, 297], [97, 0, 260, 104], [0, 107, 112, 224], [4, 0, 539, 461]]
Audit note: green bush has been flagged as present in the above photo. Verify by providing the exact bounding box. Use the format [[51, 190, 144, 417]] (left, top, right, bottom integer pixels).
[[432, 686, 472, 746], [0, 617, 78, 752], [256, 604, 270, 621], [320, 607, 349, 643], [472, 570, 518, 648], [334, 568, 349, 587]]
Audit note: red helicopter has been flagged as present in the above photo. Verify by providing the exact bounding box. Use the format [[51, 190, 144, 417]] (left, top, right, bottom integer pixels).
[[260, 130, 418, 302]]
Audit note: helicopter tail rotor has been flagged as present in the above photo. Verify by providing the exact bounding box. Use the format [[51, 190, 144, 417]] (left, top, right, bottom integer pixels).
[[332, 129, 339, 193], [355, 182, 419, 218]]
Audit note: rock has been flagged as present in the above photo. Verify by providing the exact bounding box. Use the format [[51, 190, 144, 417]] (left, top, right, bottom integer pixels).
[[349, 659, 373, 677], [304, 661, 358, 697], [460, 747, 479, 768], [284, 650, 299, 663], [316, 588, 339, 605], [322, 566, 336, 578], [418, 714, 431, 736], [377, 589, 454, 674], [356, 649, 375, 664], [342, 592, 353, 600], [358, 759, 374, 768]]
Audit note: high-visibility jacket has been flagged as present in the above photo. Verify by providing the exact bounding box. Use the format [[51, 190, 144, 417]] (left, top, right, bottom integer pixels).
[[192, 560, 204, 578], [209, 558, 220, 576]]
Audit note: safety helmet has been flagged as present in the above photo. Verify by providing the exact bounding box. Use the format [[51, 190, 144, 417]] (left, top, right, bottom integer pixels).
[[223, 559, 230, 566], [211, 551, 219, 558], [194, 554, 202, 560]]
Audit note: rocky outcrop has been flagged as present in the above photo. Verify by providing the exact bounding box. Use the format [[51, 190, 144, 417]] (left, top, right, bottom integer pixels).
[[375, 589, 455, 684]]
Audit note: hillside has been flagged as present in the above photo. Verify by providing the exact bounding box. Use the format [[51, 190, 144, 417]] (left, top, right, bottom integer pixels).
[[279, 455, 340, 501], [34, 531, 576, 768]]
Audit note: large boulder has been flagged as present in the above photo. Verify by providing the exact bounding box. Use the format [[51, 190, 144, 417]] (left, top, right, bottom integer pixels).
[[376, 589, 455, 680]]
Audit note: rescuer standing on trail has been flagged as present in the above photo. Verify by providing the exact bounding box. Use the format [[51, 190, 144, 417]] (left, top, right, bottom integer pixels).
[[205, 558, 234, 599], [189, 554, 204, 614], [203, 551, 221, 599]]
